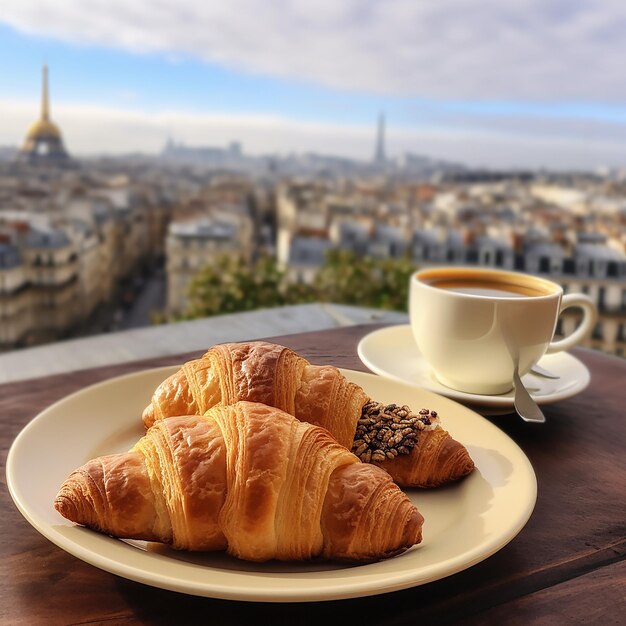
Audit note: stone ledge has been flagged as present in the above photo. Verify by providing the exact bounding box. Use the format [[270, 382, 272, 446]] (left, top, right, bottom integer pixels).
[[0, 303, 407, 384]]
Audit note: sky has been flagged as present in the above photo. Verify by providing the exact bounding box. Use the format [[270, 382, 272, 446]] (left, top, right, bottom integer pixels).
[[1, 0, 626, 169]]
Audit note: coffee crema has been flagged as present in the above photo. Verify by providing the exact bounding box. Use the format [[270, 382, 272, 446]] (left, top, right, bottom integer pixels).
[[420, 270, 557, 298], [424, 276, 553, 298], [430, 279, 550, 298], [443, 285, 527, 298]]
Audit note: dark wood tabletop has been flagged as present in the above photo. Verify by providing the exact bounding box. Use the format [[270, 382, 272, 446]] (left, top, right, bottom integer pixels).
[[2, 324, 625, 625]]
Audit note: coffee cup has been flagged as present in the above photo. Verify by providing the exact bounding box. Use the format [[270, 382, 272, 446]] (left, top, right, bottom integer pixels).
[[409, 267, 597, 395]]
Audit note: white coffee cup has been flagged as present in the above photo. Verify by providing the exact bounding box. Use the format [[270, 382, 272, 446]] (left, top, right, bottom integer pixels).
[[410, 267, 597, 395]]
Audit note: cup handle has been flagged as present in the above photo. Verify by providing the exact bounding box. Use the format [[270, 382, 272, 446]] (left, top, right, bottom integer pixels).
[[546, 293, 598, 354]]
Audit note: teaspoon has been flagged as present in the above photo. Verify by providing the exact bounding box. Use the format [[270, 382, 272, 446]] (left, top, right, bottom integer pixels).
[[530, 364, 560, 379], [513, 359, 546, 423]]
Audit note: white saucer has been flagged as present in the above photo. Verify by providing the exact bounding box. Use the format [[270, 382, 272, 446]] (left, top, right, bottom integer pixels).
[[358, 325, 590, 412]]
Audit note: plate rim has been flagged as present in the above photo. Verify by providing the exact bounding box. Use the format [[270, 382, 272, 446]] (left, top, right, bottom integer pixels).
[[6, 365, 537, 602], [358, 324, 590, 408]]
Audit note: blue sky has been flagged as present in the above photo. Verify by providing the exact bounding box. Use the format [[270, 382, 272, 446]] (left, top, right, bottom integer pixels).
[[1, 1, 626, 168], [0, 23, 393, 124]]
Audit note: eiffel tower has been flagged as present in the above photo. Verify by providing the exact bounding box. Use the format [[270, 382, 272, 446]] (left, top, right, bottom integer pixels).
[[19, 65, 70, 165], [374, 112, 386, 165]]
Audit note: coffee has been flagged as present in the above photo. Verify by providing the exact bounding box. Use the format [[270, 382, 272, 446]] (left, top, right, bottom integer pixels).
[[445, 286, 527, 298], [421, 268, 557, 299], [428, 279, 551, 298]]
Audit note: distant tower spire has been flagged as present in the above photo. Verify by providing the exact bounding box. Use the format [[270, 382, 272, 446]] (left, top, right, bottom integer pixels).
[[41, 64, 50, 122], [18, 64, 70, 165], [374, 112, 386, 164]]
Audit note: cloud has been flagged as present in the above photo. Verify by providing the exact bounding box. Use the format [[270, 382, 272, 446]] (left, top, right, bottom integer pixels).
[[3, 1, 626, 101], [2, 98, 624, 169]]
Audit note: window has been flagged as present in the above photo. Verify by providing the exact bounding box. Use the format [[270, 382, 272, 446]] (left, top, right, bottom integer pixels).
[[466, 249, 478, 264], [563, 258, 575, 275], [592, 322, 603, 340]]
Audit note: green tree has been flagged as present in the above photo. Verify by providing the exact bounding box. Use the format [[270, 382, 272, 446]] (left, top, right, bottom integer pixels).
[[176, 250, 417, 321], [314, 249, 415, 311], [182, 253, 315, 319]]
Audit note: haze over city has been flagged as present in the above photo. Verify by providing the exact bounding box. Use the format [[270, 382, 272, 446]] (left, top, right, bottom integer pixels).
[[1, 0, 626, 169], [1, 0, 625, 357]]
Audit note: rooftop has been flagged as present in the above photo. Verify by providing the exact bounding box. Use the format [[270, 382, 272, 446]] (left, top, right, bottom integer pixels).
[[169, 219, 236, 240], [289, 235, 333, 265], [25, 228, 71, 249], [575, 244, 626, 261]]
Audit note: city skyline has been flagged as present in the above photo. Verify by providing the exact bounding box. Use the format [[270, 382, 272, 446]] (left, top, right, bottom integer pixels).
[[1, 2, 626, 169]]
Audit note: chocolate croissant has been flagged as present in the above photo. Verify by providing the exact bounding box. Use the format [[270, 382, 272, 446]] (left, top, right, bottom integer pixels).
[[142, 341, 474, 488], [56, 402, 423, 562]]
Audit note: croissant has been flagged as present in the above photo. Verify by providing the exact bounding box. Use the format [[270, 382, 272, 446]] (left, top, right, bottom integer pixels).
[[55, 402, 423, 562], [142, 341, 474, 488]]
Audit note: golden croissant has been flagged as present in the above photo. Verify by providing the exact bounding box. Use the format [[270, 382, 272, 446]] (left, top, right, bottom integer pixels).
[[142, 341, 474, 488], [55, 402, 423, 562]]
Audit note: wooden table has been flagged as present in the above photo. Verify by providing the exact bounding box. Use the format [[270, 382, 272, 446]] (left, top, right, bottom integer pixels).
[[2, 325, 625, 625]]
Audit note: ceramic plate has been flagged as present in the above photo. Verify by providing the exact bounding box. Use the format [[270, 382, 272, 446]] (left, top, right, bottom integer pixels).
[[7, 366, 536, 602], [358, 324, 591, 410]]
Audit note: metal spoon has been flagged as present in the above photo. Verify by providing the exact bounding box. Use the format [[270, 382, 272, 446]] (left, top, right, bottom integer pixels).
[[513, 358, 546, 423], [530, 363, 560, 379], [502, 330, 547, 423]]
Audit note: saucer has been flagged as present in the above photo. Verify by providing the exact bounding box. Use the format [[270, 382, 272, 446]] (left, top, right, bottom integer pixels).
[[357, 324, 591, 412]]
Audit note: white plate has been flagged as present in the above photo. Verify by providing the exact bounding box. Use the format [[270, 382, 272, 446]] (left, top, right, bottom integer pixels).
[[358, 325, 590, 410], [7, 366, 536, 602]]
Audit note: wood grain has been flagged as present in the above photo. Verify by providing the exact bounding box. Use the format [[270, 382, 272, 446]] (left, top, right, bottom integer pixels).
[[2, 324, 625, 625]]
